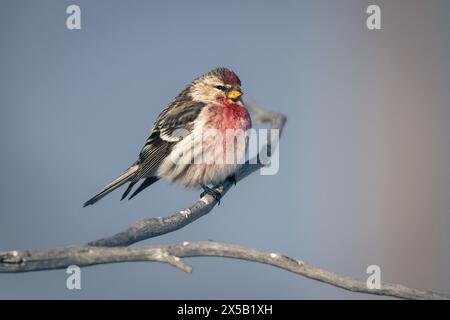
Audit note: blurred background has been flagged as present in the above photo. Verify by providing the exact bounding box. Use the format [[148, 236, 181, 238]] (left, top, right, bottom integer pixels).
[[0, 0, 449, 299]]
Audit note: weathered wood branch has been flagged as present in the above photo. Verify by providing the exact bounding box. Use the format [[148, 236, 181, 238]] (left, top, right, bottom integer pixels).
[[1, 241, 448, 300]]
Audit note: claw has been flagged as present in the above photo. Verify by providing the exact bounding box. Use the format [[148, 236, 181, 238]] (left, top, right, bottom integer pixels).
[[200, 184, 222, 204]]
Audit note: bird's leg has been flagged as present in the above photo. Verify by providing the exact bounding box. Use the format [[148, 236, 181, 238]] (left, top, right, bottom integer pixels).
[[200, 184, 222, 204], [227, 174, 237, 186]]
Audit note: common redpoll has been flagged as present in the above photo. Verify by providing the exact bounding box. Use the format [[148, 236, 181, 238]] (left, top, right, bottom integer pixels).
[[83, 68, 251, 206]]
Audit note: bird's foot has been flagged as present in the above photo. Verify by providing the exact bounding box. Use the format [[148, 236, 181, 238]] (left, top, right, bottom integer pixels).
[[200, 184, 222, 204]]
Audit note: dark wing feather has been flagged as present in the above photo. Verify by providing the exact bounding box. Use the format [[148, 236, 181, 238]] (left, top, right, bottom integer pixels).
[[133, 132, 174, 181], [133, 89, 205, 181]]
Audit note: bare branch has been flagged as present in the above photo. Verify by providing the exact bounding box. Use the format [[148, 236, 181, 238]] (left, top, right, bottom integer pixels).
[[0, 246, 192, 274], [1, 241, 448, 300]]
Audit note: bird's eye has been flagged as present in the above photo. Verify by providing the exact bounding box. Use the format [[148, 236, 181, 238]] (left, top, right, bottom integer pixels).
[[215, 85, 227, 91]]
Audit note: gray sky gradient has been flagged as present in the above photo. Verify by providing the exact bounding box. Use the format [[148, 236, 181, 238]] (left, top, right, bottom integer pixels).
[[0, 0, 449, 299]]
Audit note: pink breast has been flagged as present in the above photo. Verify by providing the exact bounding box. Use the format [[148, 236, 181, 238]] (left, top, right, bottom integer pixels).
[[200, 103, 251, 163], [217, 102, 252, 132]]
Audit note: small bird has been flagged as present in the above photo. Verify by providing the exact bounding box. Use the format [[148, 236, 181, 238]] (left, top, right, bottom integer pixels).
[[83, 67, 251, 207]]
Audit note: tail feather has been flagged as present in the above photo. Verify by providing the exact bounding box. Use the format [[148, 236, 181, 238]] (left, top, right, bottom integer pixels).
[[128, 176, 159, 200], [83, 163, 140, 207], [120, 181, 137, 201]]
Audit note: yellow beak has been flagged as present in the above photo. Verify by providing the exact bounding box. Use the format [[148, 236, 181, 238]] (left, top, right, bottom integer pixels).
[[227, 90, 242, 101]]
